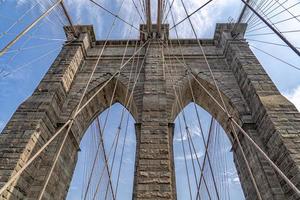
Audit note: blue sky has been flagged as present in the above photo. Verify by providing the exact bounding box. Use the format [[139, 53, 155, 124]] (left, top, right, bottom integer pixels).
[[0, 0, 300, 199]]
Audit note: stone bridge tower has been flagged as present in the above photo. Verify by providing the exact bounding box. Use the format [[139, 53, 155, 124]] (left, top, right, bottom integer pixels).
[[0, 23, 300, 200]]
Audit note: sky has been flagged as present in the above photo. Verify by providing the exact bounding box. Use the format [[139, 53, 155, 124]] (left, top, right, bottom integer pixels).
[[0, 0, 300, 199]]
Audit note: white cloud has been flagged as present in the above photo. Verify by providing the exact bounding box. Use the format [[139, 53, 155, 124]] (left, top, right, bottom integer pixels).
[[174, 123, 202, 142], [166, 0, 238, 38], [175, 151, 203, 161], [284, 85, 300, 111]]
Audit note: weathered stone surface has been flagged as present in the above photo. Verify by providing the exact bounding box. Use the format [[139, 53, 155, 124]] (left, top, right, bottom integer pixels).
[[0, 23, 299, 200]]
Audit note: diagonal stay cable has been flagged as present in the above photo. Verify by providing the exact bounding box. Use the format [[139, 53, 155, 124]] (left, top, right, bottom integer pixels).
[[159, 38, 213, 200], [247, 0, 279, 29], [84, 74, 119, 200], [131, 0, 146, 24], [102, 26, 135, 200], [247, 14, 300, 33], [175, 88, 213, 200], [250, 44, 300, 71], [89, 0, 147, 35], [170, 8, 220, 195], [248, 1, 300, 31], [246, 38, 300, 49], [82, 2, 136, 198], [1, 45, 61, 79], [4, 18, 58, 70], [165, 37, 263, 199], [0, 0, 65, 57], [0, 2, 39, 39], [196, 117, 215, 199], [187, 74, 220, 200], [162, 40, 214, 200], [114, 42, 141, 199], [160, 38, 203, 198], [91, 40, 150, 200], [169, 0, 213, 30], [245, 0, 288, 39], [38, 0, 130, 197], [103, 37, 140, 200], [162, 0, 175, 23], [137, 0, 147, 19], [0, 32, 66, 41], [3, 41, 62, 54], [246, 29, 300, 36], [247, 0, 291, 30], [165, 4, 220, 199], [178, 115, 194, 200], [178, 0, 265, 198], [95, 117, 116, 200]]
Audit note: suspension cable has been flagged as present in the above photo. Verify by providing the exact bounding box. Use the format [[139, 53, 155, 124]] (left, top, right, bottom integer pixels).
[[246, 29, 300, 36], [0, 2, 39, 39], [187, 75, 220, 200], [160, 38, 214, 199], [170, 0, 213, 30], [159, 39, 197, 199], [92, 41, 150, 199], [248, 1, 300, 34], [163, 27, 219, 199], [250, 44, 300, 71], [1, 45, 61, 79], [168, 6, 221, 196], [83, 76, 119, 200], [160, 42, 300, 197], [89, 0, 147, 35], [114, 42, 140, 198], [163, 38, 263, 199], [197, 117, 214, 199], [3, 41, 61, 54], [164, 43, 215, 200], [246, 38, 300, 49], [247, 14, 300, 33], [103, 29, 134, 200], [247, 0, 280, 29], [81, 2, 133, 197], [38, 0, 130, 195], [177, 115, 193, 200], [96, 117, 116, 200], [162, 0, 175, 23], [0, 0, 64, 57], [137, 0, 147, 19], [178, 0, 275, 198], [131, 0, 146, 24]]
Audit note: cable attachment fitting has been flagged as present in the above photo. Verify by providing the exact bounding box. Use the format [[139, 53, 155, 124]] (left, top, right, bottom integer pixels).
[[227, 115, 233, 122]]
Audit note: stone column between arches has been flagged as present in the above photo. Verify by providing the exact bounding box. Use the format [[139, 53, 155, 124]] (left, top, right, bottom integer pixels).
[[133, 41, 176, 199]]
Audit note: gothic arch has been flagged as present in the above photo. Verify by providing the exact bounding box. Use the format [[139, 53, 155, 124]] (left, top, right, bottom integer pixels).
[[66, 102, 137, 199], [20, 75, 140, 199], [170, 75, 249, 141], [172, 102, 245, 199], [68, 75, 139, 143], [167, 68, 290, 199]]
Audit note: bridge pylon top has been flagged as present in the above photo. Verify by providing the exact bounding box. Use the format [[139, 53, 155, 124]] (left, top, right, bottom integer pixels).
[[140, 24, 169, 41]]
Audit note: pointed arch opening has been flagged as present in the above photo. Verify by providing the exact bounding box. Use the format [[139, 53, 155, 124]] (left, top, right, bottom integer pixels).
[[173, 102, 245, 199], [66, 102, 136, 200]]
